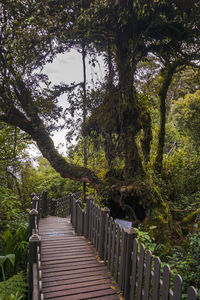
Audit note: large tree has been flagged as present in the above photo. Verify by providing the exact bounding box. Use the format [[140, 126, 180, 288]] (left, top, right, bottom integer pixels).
[[1, 0, 200, 220]]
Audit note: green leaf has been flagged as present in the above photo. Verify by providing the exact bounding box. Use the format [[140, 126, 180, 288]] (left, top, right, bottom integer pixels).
[[5, 254, 15, 268], [0, 256, 6, 267]]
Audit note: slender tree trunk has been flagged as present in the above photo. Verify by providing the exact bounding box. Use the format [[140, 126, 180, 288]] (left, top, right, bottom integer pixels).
[[82, 43, 88, 201], [154, 65, 176, 173]]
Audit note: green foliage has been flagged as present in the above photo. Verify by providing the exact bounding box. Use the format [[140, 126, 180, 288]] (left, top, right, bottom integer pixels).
[[0, 254, 15, 281], [134, 226, 157, 252], [35, 157, 81, 198], [0, 272, 27, 300], [0, 186, 29, 279], [172, 90, 200, 146], [162, 231, 200, 298]]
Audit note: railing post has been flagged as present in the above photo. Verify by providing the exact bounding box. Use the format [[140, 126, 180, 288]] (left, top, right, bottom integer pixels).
[[84, 197, 91, 238], [124, 228, 137, 300], [99, 207, 110, 260], [28, 233, 41, 300], [70, 194, 73, 224], [75, 200, 82, 234], [31, 195, 39, 210], [41, 190, 48, 217], [72, 197, 77, 227], [29, 209, 38, 236], [31, 193, 36, 209]]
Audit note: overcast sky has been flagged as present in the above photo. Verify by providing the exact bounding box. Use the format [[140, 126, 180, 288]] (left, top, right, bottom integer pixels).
[[29, 49, 104, 157]]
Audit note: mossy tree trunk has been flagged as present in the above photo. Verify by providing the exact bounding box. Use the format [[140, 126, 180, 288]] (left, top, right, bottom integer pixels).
[[154, 65, 176, 173], [115, 31, 144, 180]]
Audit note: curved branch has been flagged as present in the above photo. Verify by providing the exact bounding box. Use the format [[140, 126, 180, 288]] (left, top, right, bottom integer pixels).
[[0, 109, 100, 186]]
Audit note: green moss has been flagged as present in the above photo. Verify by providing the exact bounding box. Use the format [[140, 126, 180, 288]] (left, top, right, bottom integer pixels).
[[182, 208, 200, 233], [182, 208, 200, 224]]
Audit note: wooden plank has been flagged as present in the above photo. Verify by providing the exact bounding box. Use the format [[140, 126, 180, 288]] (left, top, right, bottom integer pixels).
[[152, 257, 161, 300], [41, 241, 89, 247], [89, 296, 119, 300], [143, 250, 152, 300], [42, 265, 108, 278], [94, 205, 98, 247], [41, 256, 95, 266], [42, 241, 91, 247], [43, 278, 112, 293], [89, 199, 93, 240], [42, 261, 104, 272], [136, 243, 145, 300], [42, 274, 111, 287], [41, 253, 94, 261], [104, 213, 109, 263], [42, 268, 110, 282], [124, 230, 136, 300], [114, 224, 120, 283], [173, 274, 182, 300], [111, 221, 116, 275], [187, 286, 198, 300], [46, 288, 118, 300], [119, 228, 126, 291], [108, 217, 113, 271], [96, 207, 100, 251], [41, 248, 94, 255], [45, 284, 117, 299], [130, 238, 138, 300], [161, 265, 171, 300]]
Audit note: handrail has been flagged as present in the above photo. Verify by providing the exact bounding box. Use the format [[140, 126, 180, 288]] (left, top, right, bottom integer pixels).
[[28, 194, 43, 300]]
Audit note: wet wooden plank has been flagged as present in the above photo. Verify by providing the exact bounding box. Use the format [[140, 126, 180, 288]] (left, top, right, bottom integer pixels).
[[41, 255, 96, 266], [43, 278, 112, 293], [42, 265, 107, 278], [42, 261, 105, 273], [42, 273, 111, 287], [45, 285, 117, 299]]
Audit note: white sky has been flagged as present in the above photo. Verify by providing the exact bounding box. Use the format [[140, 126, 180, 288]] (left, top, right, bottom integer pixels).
[[29, 49, 104, 158]]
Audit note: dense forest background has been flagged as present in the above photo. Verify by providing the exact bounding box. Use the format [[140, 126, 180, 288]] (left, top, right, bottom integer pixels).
[[0, 0, 200, 298]]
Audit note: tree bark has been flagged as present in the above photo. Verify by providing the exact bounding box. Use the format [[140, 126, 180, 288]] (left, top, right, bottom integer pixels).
[[115, 31, 143, 179], [154, 65, 176, 173], [82, 42, 88, 201]]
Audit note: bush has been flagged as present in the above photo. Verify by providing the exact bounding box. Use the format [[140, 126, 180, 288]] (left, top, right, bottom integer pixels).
[[0, 272, 27, 299]]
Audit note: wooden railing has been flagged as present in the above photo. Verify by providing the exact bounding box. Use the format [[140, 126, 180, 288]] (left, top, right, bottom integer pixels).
[[40, 190, 71, 218], [28, 192, 198, 300], [70, 196, 198, 300], [28, 194, 43, 300]]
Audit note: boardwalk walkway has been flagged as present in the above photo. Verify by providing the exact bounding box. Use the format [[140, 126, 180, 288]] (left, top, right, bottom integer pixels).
[[39, 216, 120, 300]]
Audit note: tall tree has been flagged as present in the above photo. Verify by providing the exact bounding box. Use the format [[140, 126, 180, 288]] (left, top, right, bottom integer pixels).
[[1, 0, 200, 219]]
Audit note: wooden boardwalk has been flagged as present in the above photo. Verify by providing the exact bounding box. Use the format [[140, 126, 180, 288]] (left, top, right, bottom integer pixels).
[[39, 216, 120, 300]]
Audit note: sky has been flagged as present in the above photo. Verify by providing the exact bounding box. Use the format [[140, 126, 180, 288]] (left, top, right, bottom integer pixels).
[[29, 49, 104, 158]]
